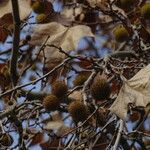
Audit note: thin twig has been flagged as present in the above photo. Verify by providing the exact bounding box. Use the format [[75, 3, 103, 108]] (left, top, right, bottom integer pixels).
[[113, 119, 124, 150]]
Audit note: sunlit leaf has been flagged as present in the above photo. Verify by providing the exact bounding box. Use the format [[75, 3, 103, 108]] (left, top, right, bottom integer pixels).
[[110, 64, 150, 119]]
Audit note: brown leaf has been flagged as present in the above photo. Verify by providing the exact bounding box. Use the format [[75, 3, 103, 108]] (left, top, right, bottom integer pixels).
[[0, 27, 8, 42], [40, 139, 61, 150], [0, 13, 13, 27], [29, 132, 45, 147]]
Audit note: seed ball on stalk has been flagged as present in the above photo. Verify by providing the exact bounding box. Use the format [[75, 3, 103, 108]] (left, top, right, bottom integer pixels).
[[43, 94, 59, 111], [141, 3, 150, 20], [52, 81, 68, 98], [68, 101, 88, 122], [90, 75, 111, 101], [73, 72, 91, 86], [113, 25, 129, 42], [0, 133, 13, 147], [36, 13, 47, 23], [31, 1, 44, 14]]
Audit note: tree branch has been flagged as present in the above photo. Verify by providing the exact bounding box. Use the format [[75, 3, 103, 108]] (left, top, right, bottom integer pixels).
[[10, 0, 20, 86]]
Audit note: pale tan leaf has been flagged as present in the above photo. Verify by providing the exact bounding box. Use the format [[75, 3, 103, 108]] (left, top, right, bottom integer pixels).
[[0, 0, 31, 20], [45, 112, 70, 136], [99, 15, 113, 24], [29, 22, 94, 60], [69, 90, 83, 101], [61, 6, 83, 21], [110, 64, 150, 119]]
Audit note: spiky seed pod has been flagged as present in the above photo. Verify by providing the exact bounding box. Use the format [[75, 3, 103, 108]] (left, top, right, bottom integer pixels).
[[31, 1, 44, 14], [36, 13, 47, 23], [73, 72, 91, 86], [0, 133, 13, 147], [43, 94, 59, 111], [141, 3, 150, 20], [90, 75, 111, 101], [113, 25, 129, 42], [68, 101, 88, 122], [52, 81, 68, 98]]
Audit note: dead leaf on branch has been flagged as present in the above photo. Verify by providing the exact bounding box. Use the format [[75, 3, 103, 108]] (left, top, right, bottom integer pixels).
[[45, 112, 71, 137], [29, 22, 94, 60], [110, 64, 150, 119], [0, 0, 31, 20]]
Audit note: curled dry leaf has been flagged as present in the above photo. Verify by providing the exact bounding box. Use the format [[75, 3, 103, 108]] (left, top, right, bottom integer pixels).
[[68, 90, 83, 101], [45, 112, 70, 136], [29, 22, 94, 60], [110, 64, 150, 119], [0, 0, 31, 20], [61, 6, 83, 21]]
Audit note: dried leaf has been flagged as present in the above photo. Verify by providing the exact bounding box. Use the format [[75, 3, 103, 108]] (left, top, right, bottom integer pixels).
[[29, 22, 94, 60], [45, 112, 70, 136], [0, 27, 8, 42], [61, 6, 83, 21], [40, 139, 60, 150], [69, 90, 83, 101], [99, 15, 113, 24], [0, 0, 31, 20], [110, 64, 150, 119], [29, 132, 45, 147]]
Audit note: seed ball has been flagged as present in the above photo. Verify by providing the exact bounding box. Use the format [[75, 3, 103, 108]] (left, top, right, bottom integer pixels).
[[0, 133, 13, 147], [73, 72, 91, 86], [113, 25, 129, 42], [43, 94, 59, 111], [68, 101, 88, 122], [36, 13, 47, 23], [31, 1, 44, 14], [90, 75, 111, 101], [52, 81, 68, 98], [25, 35, 31, 41], [141, 3, 150, 20]]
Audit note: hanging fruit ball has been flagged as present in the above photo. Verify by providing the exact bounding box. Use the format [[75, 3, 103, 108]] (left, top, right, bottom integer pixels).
[[0, 133, 13, 147], [43, 94, 59, 111], [36, 13, 47, 23], [90, 75, 111, 101], [113, 25, 129, 42], [68, 101, 88, 122], [52, 81, 68, 98], [31, 1, 44, 14], [141, 3, 150, 20], [73, 72, 91, 86]]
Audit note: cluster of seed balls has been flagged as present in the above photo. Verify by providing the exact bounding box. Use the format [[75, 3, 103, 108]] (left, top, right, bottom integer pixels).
[[113, 2, 150, 43], [43, 74, 111, 123], [42, 81, 68, 111]]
